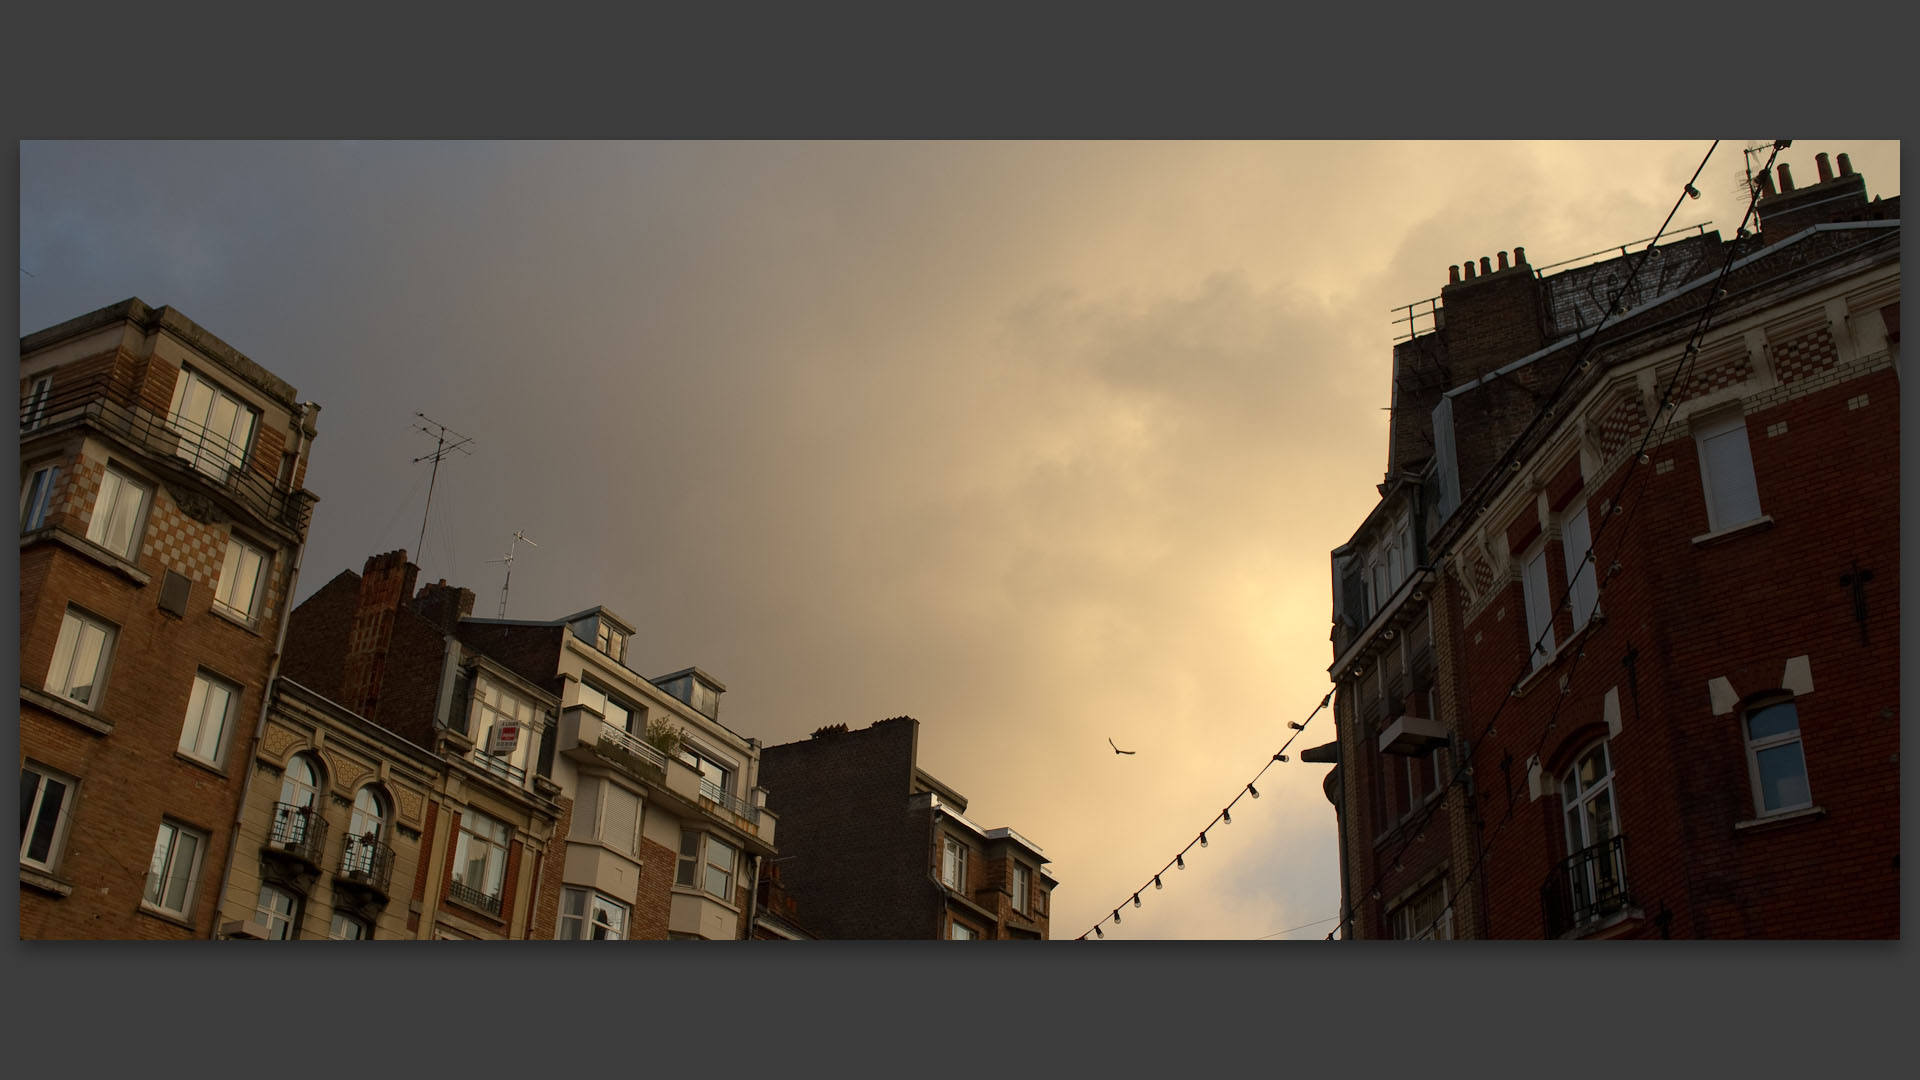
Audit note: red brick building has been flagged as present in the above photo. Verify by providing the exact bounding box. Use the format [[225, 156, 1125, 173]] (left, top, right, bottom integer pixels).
[[1319, 151, 1899, 939], [19, 299, 320, 939], [759, 717, 1056, 939]]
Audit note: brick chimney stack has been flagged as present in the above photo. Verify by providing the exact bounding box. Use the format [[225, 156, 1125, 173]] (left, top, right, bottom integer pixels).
[[414, 578, 476, 632], [1756, 149, 1874, 244], [1437, 247, 1544, 388], [341, 550, 420, 720]]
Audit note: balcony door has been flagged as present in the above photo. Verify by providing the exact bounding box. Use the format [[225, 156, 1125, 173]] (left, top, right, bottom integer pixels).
[[1561, 741, 1623, 920]]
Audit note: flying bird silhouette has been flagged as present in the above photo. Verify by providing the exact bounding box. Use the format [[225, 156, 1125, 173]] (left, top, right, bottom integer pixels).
[[1108, 738, 1136, 756]]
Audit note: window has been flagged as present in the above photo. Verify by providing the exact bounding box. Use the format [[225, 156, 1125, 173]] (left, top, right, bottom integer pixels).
[[329, 911, 370, 940], [1012, 862, 1031, 914], [1390, 878, 1453, 940], [678, 743, 734, 797], [470, 675, 537, 783], [1521, 544, 1555, 669], [214, 537, 268, 620], [1695, 412, 1762, 531], [21, 463, 59, 533], [21, 764, 77, 873], [1560, 741, 1627, 925], [1560, 501, 1597, 631], [577, 680, 638, 733], [344, 787, 388, 875], [950, 920, 977, 940], [676, 829, 737, 901], [596, 623, 626, 663], [559, 887, 631, 940], [23, 374, 53, 431], [85, 465, 148, 560], [1745, 700, 1812, 815], [451, 809, 511, 912], [256, 885, 299, 939], [941, 836, 966, 889], [144, 820, 206, 918], [178, 671, 240, 766], [45, 607, 115, 709], [168, 366, 258, 479]]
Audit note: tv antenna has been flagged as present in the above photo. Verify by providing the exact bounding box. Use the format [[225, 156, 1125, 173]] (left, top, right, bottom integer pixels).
[[411, 413, 475, 568], [487, 529, 538, 617]]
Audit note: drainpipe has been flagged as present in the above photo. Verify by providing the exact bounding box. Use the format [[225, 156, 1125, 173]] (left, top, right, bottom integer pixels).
[[743, 853, 762, 940], [208, 400, 313, 939]]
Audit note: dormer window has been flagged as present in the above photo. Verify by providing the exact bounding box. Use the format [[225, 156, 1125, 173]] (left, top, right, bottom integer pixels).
[[568, 612, 628, 664], [655, 669, 723, 719]]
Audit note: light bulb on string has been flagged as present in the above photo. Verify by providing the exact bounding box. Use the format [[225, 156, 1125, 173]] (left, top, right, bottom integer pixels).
[[1176, 854, 1185, 870], [1275, 753, 1289, 762], [1223, 808, 1232, 825], [1154, 875, 1163, 890], [1248, 784, 1260, 799], [1095, 926, 1104, 939], [1113, 908, 1121, 924], [1132, 893, 1141, 908], [1199, 831, 1209, 848]]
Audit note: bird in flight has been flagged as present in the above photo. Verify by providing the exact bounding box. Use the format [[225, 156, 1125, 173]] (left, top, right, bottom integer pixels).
[[1108, 738, 1136, 756]]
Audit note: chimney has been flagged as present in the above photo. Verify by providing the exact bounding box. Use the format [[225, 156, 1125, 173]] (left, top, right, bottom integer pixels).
[[1756, 151, 1871, 244], [1757, 169, 1776, 198], [1838, 153, 1854, 177], [1497, 250, 1509, 271], [340, 550, 420, 721], [414, 578, 476, 632], [1479, 256, 1493, 276], [1816, 153, 1833, 183], [1450, 265, 1461, 285], [1777, 163, 1795, 192], [1437, 243, 1546, 389]]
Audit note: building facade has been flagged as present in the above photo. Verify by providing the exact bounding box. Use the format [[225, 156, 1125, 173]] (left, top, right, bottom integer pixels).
[[1320, 151, 1899, 939], [19, 299, 320, 940], [759, 717, 1056, 939]]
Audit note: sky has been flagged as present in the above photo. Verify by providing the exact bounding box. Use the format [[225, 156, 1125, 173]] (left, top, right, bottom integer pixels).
[[16, 140, 1900, 940]]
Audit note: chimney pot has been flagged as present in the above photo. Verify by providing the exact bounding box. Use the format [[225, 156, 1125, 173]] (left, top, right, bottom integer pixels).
[[1837, 153, 1854, 177], [1497, 250, 1510, 271], [1777, 163, 1795, 192], [1816, 153, 1833, 183], [1513, 246, 1527, 267], [1450, 265, 1460, 285], [1479, 256, 1492, 276], [1757, 169, 1776, 198], [1464, 260, 1476, 280]]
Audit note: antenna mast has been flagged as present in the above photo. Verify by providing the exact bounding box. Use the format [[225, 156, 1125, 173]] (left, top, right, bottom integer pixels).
[[411, 413, 475, 569], [487, 530, 538, 617]]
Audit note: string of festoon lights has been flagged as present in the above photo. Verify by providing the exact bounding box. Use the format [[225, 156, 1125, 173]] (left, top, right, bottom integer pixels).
[[1348, 139, 1820, 940], [1075, 690, 1333, 940]]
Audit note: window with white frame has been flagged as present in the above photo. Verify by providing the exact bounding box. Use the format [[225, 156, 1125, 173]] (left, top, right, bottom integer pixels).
[[678, 742, 735, 798], [1390, 877, 1453, 940], [21, 462, 60, 533], [256, 885, 300, 940], [941, 836, 967, 889], [213, 536, 268, 620], [343, 787, 389, 876], [558, 887, 631, 940], [1560, 740, 1626, 924], [144, 819, 206, 918], [1560, 501, 1597, 631], [451, 809, 511, 910], [1012, 862, 1031, 914], [577, 679, 638, 733], [470, 674, 537, 781], [1521, 544, 1555, 670], [676, 828, 737, 901], [1744, 699, 1812, 815], [178, 671, 240, 766], [168, 366, 258, 479], [1694, 411, 1762, 532], [273, 753, 322, 848], [23, 374, 54, 431], [45, 607, 115, 709], [84, 465, 148, 560], [21, 763, 77, 874], [950, 920, 977, 940], [329, 911, 370, 940]]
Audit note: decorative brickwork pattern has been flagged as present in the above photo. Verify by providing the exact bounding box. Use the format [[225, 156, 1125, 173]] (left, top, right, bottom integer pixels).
[[1675, 354, 1755, 402], [1773, 326, 1839, 384], [1595, 392, 1650, 460]]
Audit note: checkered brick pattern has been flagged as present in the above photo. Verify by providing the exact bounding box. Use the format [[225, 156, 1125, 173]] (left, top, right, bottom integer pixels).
[[1773, 326, 1839, 384], [141, 492, 228, 586], [1469, 552, 1495, 596], [66, 457, 107, 535], [1596, 393, 1649, 459], [1676, 355, 1754, 402]]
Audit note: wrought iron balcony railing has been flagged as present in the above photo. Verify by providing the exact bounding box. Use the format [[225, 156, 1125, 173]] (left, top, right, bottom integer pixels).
[[471, 749, 527, 787], [337, 833, 396, 896], [268, 802, 329, 866], [701, 777, 760, 824], [19, 373, 314, 534], [448, 880, 503, 918], [1541, 834, 1631, 938]]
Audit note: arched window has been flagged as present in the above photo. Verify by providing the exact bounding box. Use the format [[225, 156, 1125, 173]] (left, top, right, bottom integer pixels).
[[1559, 741, 1627, 926], [274, 753, 322, 847], [1744, 698, 1811, 815], [343, 787, 389, 877]]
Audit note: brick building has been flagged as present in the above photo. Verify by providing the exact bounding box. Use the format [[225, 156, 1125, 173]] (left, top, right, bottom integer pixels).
[[759, 717, 1056, 939], [1319, 150, 1899, 939], [19, 299, 320, 939], [279, 551, 777, 939]]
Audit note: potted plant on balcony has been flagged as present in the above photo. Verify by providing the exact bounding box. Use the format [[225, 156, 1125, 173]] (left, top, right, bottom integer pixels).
[[643, 717, 683, 759]]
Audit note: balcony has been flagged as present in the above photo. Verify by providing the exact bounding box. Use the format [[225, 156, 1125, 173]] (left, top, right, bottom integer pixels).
[[336, 833, 395, 901], [20, 373, 314, 535], [448, 880, 503, 919], [470, 749, 526, 787], [266, 802, 329, 869], [1541, 834, 1632, 938], [700, 778, 760, 825], [1378, 712, 1449, 756]]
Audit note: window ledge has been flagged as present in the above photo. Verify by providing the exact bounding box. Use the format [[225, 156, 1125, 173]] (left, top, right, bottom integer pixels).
[[19, 686, 114, 736], [173, 751, 231, 779], [209, 604, 267, 636], [27, 527, 152, 585], [137, 903, 198, 931], [669, 885, 743, 914], [21, 866, 74, 897], [1560, 906, 1646, 940], [445, 890, 508, 923], [1692, 515, 1774, 548], [1510, 611, 1605, 699], [1736, 805, 1826, 832]]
